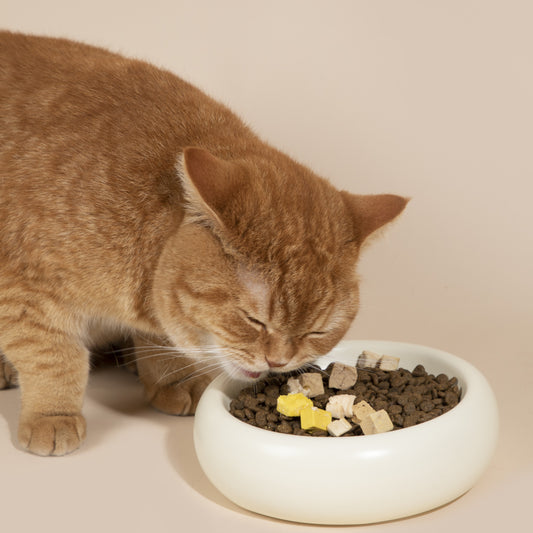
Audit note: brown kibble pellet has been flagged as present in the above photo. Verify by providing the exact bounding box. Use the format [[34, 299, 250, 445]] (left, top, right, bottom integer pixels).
[[418, 413, 432, 423], [231, 399, 244, 410], [402, 401, 416, 415], [397, 395, 409, 407], [358, 370, 371, 383], [243, 396, 259, 410], [255, 410, 267, 426], [436, 373, 448, 385], [388, 404, 403, 415], [265, 396, 278, 407], [390, 373, 408, 388], [403, 414, 418, 427], [419, 400, 434, 412], [233, 409, 245, 420], [264, 384, 280, 397], [391, 414, 404, 427], [412, 364, 427, 377], [373, 399, 388, 411], [276, 421, 293, 434], [266, 412, 279, 423], [445, 391, 459, 406], [409, 393, 423, 406]]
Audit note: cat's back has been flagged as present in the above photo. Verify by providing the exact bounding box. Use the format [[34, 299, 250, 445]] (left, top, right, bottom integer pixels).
[[0, 32, 256, 177], [0, 30, 125, 73], [1, 31, 193, 149], [0, 30, 189, 102]]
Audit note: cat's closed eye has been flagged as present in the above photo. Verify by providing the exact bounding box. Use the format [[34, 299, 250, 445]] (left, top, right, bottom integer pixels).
[[240, 311, 268, 332]]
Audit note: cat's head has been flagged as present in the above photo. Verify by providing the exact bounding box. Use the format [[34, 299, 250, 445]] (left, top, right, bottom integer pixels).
[[153, 147, 408, 381]]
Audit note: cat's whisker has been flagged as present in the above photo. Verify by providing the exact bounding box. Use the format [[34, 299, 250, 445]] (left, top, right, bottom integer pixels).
[[216, 364, 244, 385], [113, 352, 177, 367], [156, 360, 226, 386], [131, 349, 228, 363], [304, 362, 329, 375], [154, 357, 226, 384], [126, 345, 222, 356], [110, 340, 230, 359], [173, 367, 225, 388]]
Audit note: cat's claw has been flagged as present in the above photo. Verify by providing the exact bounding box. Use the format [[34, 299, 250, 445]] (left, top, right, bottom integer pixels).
[[18, 414, 86, 456]]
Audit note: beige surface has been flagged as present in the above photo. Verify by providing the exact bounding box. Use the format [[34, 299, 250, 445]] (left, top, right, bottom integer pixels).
[[1, 1, 531, 531]]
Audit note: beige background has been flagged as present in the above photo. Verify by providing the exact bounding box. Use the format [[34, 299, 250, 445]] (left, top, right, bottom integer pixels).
[[1, 1, 531, 531]]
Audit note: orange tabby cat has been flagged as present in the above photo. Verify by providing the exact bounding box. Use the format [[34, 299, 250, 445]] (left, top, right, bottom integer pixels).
[[0, 31, 408, 455]]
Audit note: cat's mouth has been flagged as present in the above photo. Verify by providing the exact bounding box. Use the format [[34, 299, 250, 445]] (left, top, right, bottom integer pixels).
[[241, 369, 262, 379], [227, 360, 266, 381]]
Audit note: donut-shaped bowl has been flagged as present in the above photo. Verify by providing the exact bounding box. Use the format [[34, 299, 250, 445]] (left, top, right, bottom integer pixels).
[[193, 340, 498, 525]]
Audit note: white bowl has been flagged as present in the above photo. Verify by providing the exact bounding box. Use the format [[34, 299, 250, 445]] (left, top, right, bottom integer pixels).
[[193, 340, 498, 525]]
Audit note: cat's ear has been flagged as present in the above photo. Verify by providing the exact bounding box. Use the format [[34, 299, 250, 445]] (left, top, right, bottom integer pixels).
[[340, 192, 409, 244], [177, 147, 241, 228]]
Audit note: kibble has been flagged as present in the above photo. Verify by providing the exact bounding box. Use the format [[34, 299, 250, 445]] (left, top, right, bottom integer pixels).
[[229, 356, 461, 436]]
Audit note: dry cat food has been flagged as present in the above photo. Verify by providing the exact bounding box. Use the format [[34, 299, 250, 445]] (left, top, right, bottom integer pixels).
[[229, 351, 461, 437]]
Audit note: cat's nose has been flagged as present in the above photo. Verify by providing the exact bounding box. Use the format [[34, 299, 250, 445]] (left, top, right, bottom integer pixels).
[[265, 337, 295, 368], [265, 357, 287, 368]]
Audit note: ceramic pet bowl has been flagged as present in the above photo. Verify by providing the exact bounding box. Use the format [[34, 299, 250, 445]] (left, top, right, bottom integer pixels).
[[193, 340, 498, 525]]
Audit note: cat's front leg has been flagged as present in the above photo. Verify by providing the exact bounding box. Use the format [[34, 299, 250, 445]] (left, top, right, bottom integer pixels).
[[133, 334, 215, 415], [0, 318, 89, 456]]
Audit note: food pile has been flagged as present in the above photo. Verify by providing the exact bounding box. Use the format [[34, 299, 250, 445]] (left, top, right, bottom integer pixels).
[[229, 350, 461, 437]]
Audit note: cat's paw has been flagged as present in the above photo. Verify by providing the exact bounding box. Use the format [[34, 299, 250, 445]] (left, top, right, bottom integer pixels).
[[18, 414, 86, 456], [149, 374, 212, 415], [0, 356, 18, 389]]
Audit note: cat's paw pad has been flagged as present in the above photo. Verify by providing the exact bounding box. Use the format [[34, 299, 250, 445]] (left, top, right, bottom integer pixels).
[[18, 414, 87, 456], [0, 357, 18, 389], [149, 374, 212, 415]]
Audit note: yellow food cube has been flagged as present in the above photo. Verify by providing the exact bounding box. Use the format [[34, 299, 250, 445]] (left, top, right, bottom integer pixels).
[[300, 406, 332, 431], [276, 393, 313, 417]]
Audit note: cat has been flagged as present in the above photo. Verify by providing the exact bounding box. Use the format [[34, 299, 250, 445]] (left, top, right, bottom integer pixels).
[[0, 31, 408, 456]]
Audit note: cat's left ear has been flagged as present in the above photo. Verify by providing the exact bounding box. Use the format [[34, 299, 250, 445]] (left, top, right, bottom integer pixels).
[[177, 147, 242, 229], [340, 192, 409, 244]]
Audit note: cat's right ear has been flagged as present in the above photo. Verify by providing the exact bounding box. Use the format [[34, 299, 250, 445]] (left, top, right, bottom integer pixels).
[[177, 147, 241, 229], [340, 191, 409, 245]]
